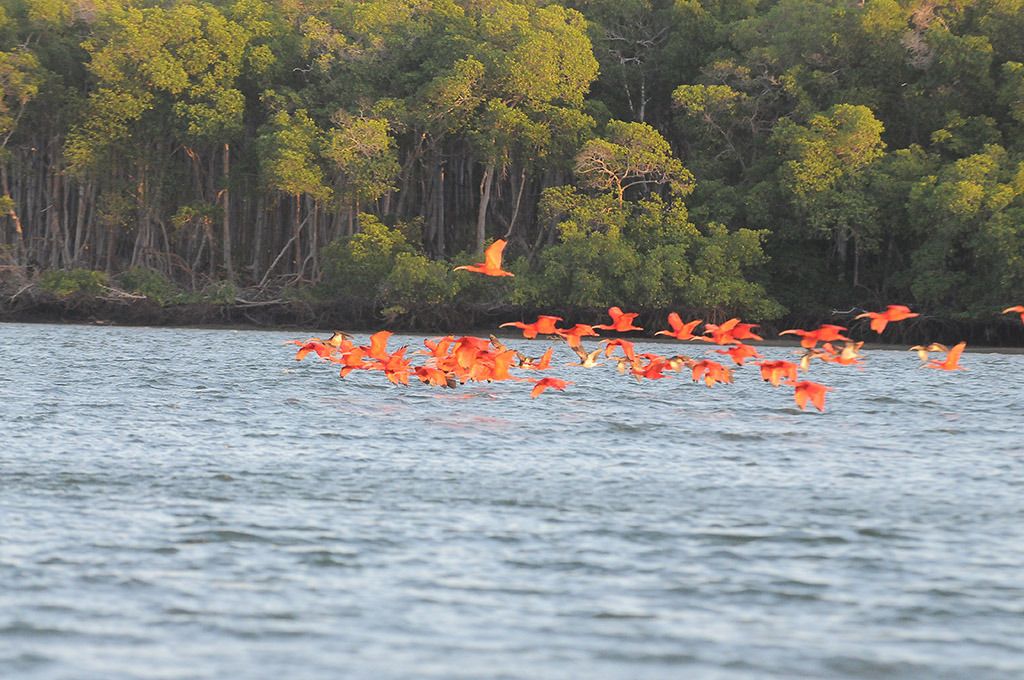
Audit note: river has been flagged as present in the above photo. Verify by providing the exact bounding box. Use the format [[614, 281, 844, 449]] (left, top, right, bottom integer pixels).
[[2, 322, 1023, 679]]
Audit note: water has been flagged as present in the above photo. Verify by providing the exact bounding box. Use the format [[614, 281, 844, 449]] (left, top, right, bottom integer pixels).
[[2, 322, 1023, 679]]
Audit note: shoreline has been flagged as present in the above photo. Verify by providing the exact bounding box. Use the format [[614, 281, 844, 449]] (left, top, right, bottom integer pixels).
[[4, 293, 1024, 352]]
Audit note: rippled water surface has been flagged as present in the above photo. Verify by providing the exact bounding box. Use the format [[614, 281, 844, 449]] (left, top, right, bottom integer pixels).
[[2, 322, 1024, 679]]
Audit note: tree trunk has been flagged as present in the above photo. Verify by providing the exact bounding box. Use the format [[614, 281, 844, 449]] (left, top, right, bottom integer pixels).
[[252, 194, 266, 281], [222, 143, 233, 281], [475, 162, 494, 254], [72, 182, 87, 266], [1, 166, 26, 263], [436, 160, 446, 255], [292, 194, 302, 278], [836, 226, 848, 281], [504, 167, 527, 240]]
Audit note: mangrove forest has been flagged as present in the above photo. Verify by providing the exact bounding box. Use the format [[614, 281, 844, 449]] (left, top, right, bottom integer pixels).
[[1, 0, 1024, 334]]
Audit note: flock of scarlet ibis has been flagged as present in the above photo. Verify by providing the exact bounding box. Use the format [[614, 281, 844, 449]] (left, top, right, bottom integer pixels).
[[285, 240, 1024, 413]]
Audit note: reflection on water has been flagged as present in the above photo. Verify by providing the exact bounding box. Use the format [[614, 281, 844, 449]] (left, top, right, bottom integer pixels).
[[2, 322, 1024, 679]]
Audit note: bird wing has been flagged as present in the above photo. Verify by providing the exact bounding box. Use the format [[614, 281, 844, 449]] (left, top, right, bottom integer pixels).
[[570, 344, 587, 362], [793, 386, 809, 411], [809, 386, 827, 411], [718, 318, 740, 333], [946, 341, 966, 365], [368, 330, 392, 359], [667, 312, 683, 332], [484, 239, 507, 271]]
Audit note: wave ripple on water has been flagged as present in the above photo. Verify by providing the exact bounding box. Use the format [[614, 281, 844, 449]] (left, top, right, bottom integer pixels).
[[2, 323, 1024, 679]]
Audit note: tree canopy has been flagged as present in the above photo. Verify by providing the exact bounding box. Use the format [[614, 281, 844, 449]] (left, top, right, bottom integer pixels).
[[2, 0, 1023, 323]]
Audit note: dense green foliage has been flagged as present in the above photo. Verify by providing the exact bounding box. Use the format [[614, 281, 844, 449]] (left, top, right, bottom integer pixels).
[[38, 268, 107, 297], [2, 0, 1024, 320]]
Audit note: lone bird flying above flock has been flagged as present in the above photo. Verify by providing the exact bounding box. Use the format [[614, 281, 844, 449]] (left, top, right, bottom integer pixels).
[[454, 239, 514, 277]]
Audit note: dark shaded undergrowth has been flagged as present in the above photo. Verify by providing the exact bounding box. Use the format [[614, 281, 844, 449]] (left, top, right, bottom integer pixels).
[[3, 274, 1022, 348]]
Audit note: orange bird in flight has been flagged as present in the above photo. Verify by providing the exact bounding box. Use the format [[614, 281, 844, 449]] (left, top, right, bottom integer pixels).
[[289, 334, 350, 360], [817, 341, 865, 367], [414, 366, 457, 388], [378, 347, 412, 385], [454, 239, 514, 277], [690, 359, 734, 387], [467, 349, 519, 382], [556, 323, 600, 348], [629, 354, 671, 381], [730, 322, 763, 341], [518, 346, 554, 371], [757, 360, 798, 387], [489, 349, 520, 381], [293, 340, 333, 361], [594, 306, 643, 332], [701, 318, 762, 345], [499, 315, 563, 339], [418, 335, 456, 358], [790, 380, 832, 412], [715, 343, 762, 366], [655, 312, 702, 340], [856, 305, 918, 333], [450, 336, 490, 371], [1003, 305, 1024, 323], [926, 341, 966, 371], [359, 330, 393, 361], [779, 324, 850, 349], [333, 347, 372, 378], [600, 338, 637, 362], [530, 377, 571, 398]]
